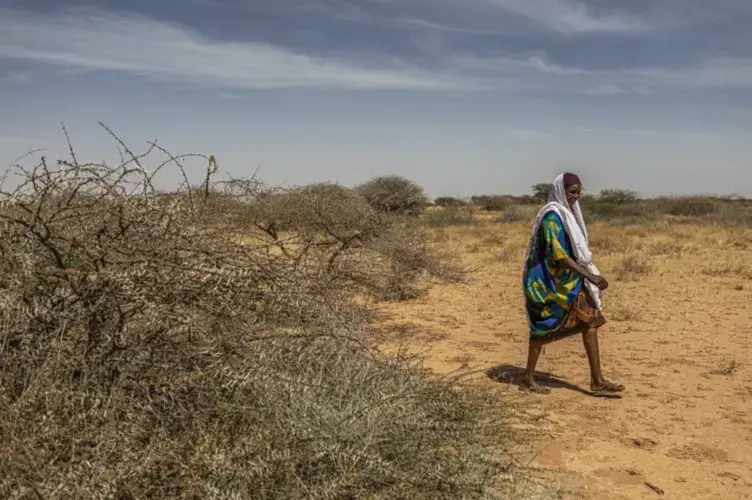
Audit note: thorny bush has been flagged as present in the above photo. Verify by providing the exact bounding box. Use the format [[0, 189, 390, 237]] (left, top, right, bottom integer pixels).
[[433, 196, 467, 208], [0, 127, 510, 499], [356, 175, 429, 215]]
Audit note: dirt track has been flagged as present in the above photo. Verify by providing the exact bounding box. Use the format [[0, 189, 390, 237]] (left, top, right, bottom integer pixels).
[[378, 218, 752, 499]]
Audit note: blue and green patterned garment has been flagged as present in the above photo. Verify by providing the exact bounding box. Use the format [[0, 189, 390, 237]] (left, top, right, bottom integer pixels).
[[524, 211, 583, 336]]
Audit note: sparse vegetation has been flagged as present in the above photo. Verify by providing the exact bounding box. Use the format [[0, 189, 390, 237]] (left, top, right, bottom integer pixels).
[[493, 206, 530, 224], [531, 183, 552, 203], [648, 240, 684, 256], [1, 130, 750, 500], [356, 175, 429, 215], [434, 196, 468, 207], [0, 129, 504, 500], [471, 195, 513, 212], [702, 262, 752, 280], [598, 189, 640, 205], [589, 232, 621, 254], [424, 207, 477, 228], [657, 196, 721, 217], [616, 255, 652, 281]]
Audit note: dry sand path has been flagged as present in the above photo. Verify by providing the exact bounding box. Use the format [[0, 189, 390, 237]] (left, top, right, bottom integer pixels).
[[378, 220, 752, 499]]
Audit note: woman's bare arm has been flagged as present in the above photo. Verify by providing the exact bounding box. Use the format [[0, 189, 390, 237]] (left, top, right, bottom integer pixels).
[[556, 256, 609, 290]]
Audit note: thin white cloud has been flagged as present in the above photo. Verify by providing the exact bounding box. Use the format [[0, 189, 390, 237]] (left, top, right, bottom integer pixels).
[[0, 7, 465, 90], [296, 0, 666, 37], [333, 4, 502, 35], [276, 0, 514, 36], [487, 0, 657, 34], [1, 6, 751, 96], [523, 53, 588, 75], [457, 50, 752, 92], [581, 84, 629, 95]]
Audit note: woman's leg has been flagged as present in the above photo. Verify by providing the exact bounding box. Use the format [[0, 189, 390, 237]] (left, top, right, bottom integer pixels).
[[582, 327, 624, 393], [521, 338, 550, 394], [521, 327, 583, 394]]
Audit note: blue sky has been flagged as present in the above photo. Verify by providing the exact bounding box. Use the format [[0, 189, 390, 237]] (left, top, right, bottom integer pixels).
[[1, 0, 751, 197]]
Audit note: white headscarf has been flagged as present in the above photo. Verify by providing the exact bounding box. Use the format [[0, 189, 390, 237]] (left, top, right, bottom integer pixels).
[[522, 173, 603, 314]]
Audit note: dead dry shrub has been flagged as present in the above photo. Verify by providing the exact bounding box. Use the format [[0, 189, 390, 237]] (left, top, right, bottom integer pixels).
[[492, 205, 529, 224], [245, 182, 462, 301], [362, 217, 463, 300], [424, 207, 477, 228], [655, 196, 721, 217], [471, 195, 512, 212], [704, 202, 752, 227], [580, 199, 656, 224], [434, 196, 467, 208], [356, 175, 429, 215], [580, 195, 750, 227], [0, 126, 509, 499], [598, 189, 640, 205]]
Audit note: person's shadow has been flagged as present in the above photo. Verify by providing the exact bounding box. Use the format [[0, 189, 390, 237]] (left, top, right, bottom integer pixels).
[[485, 364, 622, 399]]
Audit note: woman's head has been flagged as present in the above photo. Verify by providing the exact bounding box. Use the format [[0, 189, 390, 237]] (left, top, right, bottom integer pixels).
[[562, 172, 582, 207]]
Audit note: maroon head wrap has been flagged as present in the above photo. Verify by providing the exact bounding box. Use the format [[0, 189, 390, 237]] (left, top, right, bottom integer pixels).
[[563, 172, 581, 187]]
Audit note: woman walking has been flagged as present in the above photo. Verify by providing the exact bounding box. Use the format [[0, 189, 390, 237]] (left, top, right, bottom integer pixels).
[[521, 172, 624, 395]]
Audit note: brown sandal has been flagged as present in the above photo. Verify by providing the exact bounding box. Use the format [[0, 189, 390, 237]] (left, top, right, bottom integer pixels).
[[590, 380, 625, 395]]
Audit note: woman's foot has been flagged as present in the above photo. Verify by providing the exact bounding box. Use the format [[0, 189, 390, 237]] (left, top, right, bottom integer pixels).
[[519, 378, 552, 395], [590, 379, 625, 394]]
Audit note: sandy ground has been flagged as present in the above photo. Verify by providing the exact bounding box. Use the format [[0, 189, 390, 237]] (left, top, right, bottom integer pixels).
[[377, 216, 752, 499]]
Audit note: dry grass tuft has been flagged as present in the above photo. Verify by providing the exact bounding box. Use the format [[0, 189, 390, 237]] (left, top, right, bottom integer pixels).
[[589, 232, 621, 254], [497, 244, 519, 262], [607, 302, 641, 322], [701, 259, 752, 278], [648, 240, 684, 256], [615, 255, 652, 282]]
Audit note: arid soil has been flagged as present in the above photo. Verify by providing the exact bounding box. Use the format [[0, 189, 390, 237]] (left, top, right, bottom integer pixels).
[[378, 216, 752, 499]]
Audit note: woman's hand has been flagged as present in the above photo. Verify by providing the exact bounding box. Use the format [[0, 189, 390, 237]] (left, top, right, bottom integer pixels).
[[587, 274, 609, 290], [557, 257, 609, 290]]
